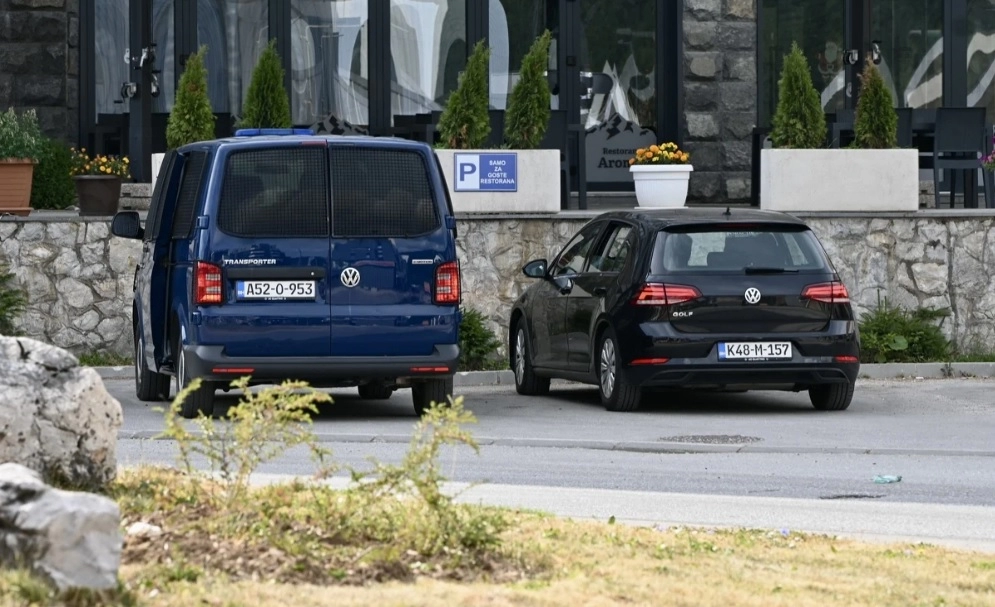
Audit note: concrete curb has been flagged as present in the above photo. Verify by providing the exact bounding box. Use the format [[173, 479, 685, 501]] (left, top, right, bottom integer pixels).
[[93, 362, 995, 385]]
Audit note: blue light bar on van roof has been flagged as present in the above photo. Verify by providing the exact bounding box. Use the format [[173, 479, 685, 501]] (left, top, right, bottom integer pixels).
[[234, 128, 315, 137]]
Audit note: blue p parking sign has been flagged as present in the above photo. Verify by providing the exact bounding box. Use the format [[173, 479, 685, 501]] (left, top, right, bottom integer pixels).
[[454, 153, 518, 192]]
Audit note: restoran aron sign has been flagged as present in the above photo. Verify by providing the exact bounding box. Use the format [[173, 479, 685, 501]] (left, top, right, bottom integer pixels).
[[453, 153, 518, 192]]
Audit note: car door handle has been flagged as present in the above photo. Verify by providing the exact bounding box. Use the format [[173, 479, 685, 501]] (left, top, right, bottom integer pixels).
[[593, 287, 607, 296]]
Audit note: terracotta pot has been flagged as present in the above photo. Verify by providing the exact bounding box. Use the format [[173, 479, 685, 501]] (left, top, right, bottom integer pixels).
[[0, 159, 35, 217], [74, 175, 123, 216]]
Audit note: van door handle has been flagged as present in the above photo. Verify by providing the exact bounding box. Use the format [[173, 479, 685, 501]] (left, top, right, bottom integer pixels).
[[593, 287, 607, 296]]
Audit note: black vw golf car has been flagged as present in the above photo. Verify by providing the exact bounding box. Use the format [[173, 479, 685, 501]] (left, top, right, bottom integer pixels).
[[508, 208, 860, 412]]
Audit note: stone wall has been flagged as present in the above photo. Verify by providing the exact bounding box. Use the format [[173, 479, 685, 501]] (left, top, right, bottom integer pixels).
[[683, 0, 757, 203], [2, 212, 994, 359], [0, 0, 79, 142]]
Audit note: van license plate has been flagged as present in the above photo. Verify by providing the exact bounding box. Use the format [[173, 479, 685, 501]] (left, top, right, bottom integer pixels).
[[719, 342, 792, 360], [236, 280, 316, 301]]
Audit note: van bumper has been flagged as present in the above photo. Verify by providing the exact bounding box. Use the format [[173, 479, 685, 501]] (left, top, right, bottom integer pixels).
[[183, 343, 460, 385]]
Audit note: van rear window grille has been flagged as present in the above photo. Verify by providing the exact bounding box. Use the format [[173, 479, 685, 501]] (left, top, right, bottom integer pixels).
[[217, 147, 330, 238], [329, 148, 439, 237]]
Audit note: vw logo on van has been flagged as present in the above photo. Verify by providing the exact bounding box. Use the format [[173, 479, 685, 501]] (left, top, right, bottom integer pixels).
[[744, 287, 762, 305], [340, 267, 361, 288]]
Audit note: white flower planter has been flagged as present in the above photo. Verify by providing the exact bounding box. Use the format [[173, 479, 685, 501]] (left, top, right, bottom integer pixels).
[[630, 164, 694, 208]]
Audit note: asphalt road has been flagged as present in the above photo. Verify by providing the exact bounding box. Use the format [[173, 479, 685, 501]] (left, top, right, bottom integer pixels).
[[109, 377, 995, 507]]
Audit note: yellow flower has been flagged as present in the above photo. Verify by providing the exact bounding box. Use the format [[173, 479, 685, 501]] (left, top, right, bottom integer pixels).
[[628, 158, 635, 165], [650, 144, 660, 153], [123, 157, 129, 164]]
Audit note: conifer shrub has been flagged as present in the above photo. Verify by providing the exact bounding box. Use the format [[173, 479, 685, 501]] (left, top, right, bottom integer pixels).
[[166, 46, 216, 149], [770, 42, 826, 149], [239, 39, 292, 129], [437, 40, 491, 149], [504, 31, 553, 149], [853, 58, 898, 149]]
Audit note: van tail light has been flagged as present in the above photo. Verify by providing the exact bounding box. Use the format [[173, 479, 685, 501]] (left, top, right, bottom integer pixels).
[[632, 283, 701, 306], [802, 281, 850, 304], [434, 261, 460, 304], [195, 261, 224, 305]]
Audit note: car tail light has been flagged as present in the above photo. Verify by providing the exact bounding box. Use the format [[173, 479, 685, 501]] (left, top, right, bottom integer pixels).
[[834, 355, 859, 363], [195, 261, 223, 305], [802, 281, 850, 304], [633, 283, 701, 306], [434, 261, 460, 304], [630, 357, 670, 365]]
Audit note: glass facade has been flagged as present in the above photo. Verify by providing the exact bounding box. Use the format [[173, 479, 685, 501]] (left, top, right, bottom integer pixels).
[[869, 0, 944, 110], [489, 0, 557, 110], [968, 0, 995, 123], [199, 0, 269, 117], [290, 0, 369, 128], [389, 0, 466, 122], [93, 0, 130, 121]]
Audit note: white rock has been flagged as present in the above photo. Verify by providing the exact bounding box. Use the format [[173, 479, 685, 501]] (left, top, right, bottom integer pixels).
[[125, 521, 162, 538], [0, 463, 122, 591], [0, 336, 123, 488]]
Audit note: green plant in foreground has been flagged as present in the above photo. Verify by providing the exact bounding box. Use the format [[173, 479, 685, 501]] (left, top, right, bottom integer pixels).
[[504, 30, 553, 149], [459, 307, 503, 371], [0, 107, 43, 161], [853, 58, 897, 149], [0, 263, 26, 336], [78, 351, 133, 367], [239, 39, 292, 129], [30, 137, 76, 210], [770, 42, 826, 149], [437, 40, 491, 149], [858, 295, 951, 363], [160, 377, 335, 505], [166, 45, 215, 149]]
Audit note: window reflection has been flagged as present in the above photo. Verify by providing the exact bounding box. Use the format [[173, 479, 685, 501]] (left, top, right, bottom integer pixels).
[[968, 0, 995, 123], [870, 0, 943, 109], [389, 0, 466, 122], [198, 0, 269, 117], [94, 0, 130, 119], [759, 0, 846, 123], [291, 0, 369, 131], [152, 0, 176, 114], [489, 0, 557, 110]]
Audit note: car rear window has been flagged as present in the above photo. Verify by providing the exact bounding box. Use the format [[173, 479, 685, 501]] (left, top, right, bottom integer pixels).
[[650, 226, 832, 274], [329, 147, 440, 237], [217, 146, 330, 238]]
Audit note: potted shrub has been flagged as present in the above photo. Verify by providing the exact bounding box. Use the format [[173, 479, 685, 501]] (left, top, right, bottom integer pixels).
[[628, 142, 693, 207], [238, 39, 292, 129], [70, 147, 131, 216], [0, 107, 43, 216], [157, 46, 215, 190], [760, 45, 918, 211]]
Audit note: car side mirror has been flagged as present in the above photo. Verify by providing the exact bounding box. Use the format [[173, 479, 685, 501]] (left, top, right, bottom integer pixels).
[[523, 259, 547, 278], [111, 211, 143, 240]]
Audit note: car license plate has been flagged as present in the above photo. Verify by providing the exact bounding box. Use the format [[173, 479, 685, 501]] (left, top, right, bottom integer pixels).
[[236, 280, 316, 301], [718, 342, 792, 360]]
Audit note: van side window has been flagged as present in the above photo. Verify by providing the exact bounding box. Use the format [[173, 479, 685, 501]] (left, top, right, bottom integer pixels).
[[144, 151, 176, 242], [171, 151, 208, 240], [330, 148, 439, 237], [217, 147, 330, 237]]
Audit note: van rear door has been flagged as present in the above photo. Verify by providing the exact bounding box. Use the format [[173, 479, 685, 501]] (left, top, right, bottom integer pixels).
[[197, 142, 333, 357], [326, 142, 458, 357]]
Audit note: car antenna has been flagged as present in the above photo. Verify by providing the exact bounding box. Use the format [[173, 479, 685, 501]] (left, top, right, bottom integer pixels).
[[723, 206, 731, 216]]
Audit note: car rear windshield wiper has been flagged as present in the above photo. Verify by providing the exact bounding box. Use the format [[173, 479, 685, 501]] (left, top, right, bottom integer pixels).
[[743, 266, 799, 274]]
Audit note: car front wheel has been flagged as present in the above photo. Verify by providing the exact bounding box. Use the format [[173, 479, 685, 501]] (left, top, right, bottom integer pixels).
[[809, 381, 855, 411], [597, 326, 641, 412], [134, 325, 170, 402]]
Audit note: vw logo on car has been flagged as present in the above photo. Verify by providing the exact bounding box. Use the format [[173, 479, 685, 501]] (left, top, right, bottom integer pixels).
[[340, 267, 361, 288], [744, 287, 762, 305]]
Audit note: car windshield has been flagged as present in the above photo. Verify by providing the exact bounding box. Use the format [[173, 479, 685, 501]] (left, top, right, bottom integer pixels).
[[650, 225, 833, 274]]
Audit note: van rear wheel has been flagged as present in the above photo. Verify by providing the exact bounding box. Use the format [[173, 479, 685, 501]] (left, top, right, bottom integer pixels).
[[174, 341, 215, 419], [135, 325, 170, 402], [411, 376, 454, 416]]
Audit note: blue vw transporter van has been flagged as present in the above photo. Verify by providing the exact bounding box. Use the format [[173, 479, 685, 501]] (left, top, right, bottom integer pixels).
[[111, 130, 462, 418]]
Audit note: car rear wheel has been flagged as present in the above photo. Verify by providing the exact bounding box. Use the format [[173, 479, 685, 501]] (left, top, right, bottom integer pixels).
[[358, 381, 394, 400], [412, 376, 454, 416], [135, 325, 170, 402], [513, 319, 550, 396], [597, 326, 641, 412], [809, 381, 854, 411], [174, 339, 215, 419]]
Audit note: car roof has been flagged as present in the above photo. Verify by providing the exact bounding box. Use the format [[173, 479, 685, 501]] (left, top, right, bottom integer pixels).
[[594, 207, 809, 229], [177, 134, 433, 153]]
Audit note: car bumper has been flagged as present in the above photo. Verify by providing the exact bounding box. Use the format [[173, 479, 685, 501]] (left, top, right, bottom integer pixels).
[[183, 343, 460, 384], [626, 361, 859, 389]]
